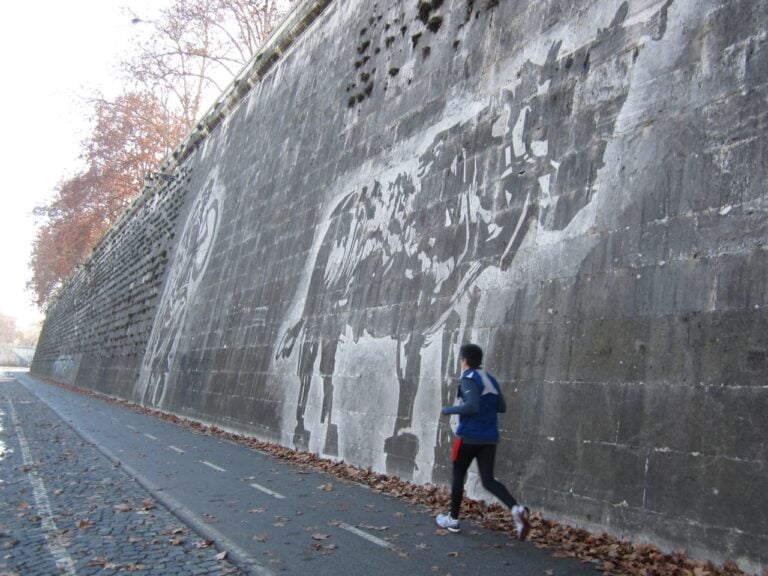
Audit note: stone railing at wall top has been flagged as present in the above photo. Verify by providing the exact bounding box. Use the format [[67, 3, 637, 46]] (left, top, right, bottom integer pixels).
[[173, 0, 335, 160], [61, 0, 335, 296]]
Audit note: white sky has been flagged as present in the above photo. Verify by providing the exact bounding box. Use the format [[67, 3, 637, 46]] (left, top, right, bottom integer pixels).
[[0, 1, 168, 332]]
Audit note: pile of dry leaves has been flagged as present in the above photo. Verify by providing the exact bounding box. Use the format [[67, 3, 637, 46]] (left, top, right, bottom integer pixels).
[[47, 379, 755, 576]]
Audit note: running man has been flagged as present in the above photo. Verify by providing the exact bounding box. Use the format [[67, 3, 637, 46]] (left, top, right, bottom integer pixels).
[[437, 343, 530, 539]]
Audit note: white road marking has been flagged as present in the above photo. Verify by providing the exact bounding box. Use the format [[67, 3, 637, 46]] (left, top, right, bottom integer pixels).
[[126, 424, 137, 431], [338, 522, 397, 550], [249, 483, 286, 499], [143, 433, 158, 440], [168, 445, 185, 454], [202, 460, 226, 472], [8, 399, 76, 575]]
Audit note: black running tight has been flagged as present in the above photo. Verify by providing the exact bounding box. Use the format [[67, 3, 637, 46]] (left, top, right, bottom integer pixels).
[[450, 441, 517, 518]]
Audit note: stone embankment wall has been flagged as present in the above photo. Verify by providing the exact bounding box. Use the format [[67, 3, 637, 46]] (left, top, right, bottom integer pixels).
[[32, 0, 767, 571]]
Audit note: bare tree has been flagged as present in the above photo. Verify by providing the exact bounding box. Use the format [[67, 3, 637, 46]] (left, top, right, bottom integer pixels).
[[125, 0, 293, 130], [214, 0, 292, 59]]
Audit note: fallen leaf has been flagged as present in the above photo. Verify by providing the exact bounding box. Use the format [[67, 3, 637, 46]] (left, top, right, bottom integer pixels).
[[169, 537, 184, 546], [215, 551, 227, 560], [319, 483, 334, 492], [310, 543, 337, 552], [114, 504, 132, 513], [254, 534, 270, 542], [552, 551, 575, 558], [447, 551, 460, 557], [312, 533, 330, 541], [77, 519, 92, 529], [195, 539, 215, 548]]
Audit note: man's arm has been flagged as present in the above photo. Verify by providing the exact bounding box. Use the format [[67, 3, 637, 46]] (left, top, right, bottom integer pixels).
[[441, 378, 480, 415]]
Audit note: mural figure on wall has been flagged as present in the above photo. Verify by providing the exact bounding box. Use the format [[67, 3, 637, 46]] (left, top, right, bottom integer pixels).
[[274, 2, 670, 479], [134, 171, 225, 408]]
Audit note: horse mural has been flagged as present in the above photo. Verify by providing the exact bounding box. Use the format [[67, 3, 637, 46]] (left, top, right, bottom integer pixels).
[[274, 2, 669, 479]]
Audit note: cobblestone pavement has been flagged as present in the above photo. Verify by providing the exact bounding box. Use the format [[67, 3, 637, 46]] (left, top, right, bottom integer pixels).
[[0, 374, 244, 576]]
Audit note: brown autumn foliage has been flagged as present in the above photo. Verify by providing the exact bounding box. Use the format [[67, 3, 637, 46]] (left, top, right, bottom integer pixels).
[[85, 93, 186, 197], [28, 169, 110, 307], [28, 92, 185, 308]]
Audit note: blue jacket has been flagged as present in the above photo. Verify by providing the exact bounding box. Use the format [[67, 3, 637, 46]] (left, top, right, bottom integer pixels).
[[441, 368, 506, 443]]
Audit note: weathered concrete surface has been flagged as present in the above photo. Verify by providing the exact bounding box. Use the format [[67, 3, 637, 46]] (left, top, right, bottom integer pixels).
[[33, 0, 767, 571]]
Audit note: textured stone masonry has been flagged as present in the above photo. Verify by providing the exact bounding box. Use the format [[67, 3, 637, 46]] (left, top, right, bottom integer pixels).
[[33, 0, 768, 571]]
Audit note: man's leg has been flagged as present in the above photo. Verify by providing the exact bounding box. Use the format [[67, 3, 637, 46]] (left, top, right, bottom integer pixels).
[[451, 440, 478, 518], [475, 445, 530, 540], [475, 444, 518, 508]]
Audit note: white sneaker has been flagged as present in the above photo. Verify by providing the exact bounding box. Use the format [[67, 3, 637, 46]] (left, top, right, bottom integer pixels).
[[512, 505, 531, 540], [436, 512, 461, 533]]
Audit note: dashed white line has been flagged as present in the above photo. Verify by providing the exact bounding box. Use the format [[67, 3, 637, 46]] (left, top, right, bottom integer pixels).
[[338, 522, 397, 550], [168, 445, 185, 454], [249, 483, 286, 499], [143, 433, 158, 441], [201, 460, 226, 472], [8, 399, 76, 575], [126, 424, 137, 431]]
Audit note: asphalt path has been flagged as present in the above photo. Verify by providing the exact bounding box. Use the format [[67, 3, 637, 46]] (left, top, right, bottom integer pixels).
[[11, 371, 597, 576]]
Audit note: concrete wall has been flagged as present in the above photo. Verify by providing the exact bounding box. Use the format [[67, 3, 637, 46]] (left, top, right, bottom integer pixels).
[[32, 0, 767, 570]]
